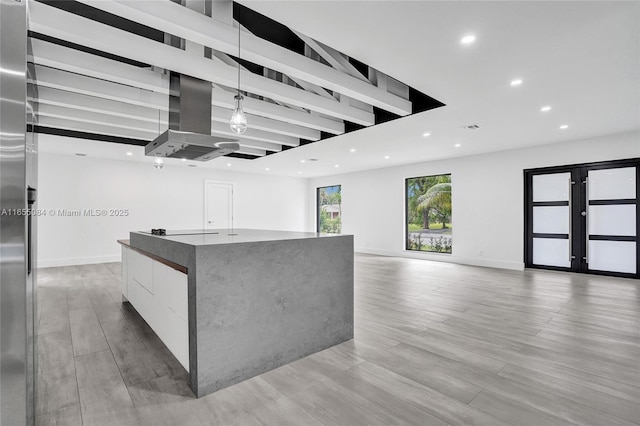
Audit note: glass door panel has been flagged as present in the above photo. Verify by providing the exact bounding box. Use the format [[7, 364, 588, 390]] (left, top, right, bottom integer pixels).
[[532, 173, 571, 201], [588, 167, 636, 200], [533, 238, 571, 268], [588, 205, 636, 236], [533, 206, 570, 234], [588, 241, 636, 274]]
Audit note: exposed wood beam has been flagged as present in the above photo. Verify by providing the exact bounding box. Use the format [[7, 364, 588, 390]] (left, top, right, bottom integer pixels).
[[32, 65, 167, 110], [31, 40, 337, 135], [210, 86, 343, 134], [34, 87, 164, 123], [36, 115, 157, 141], [36, 102, 284, 152], [210, 106, 320, 141], [210, 122, 296, 148], [37, 103, 161, 134], [29, 38, 170, 94], [74, 0, 412, 116], [29, 1, 374, 125], [295, 31, 369, 83], [34, 86, 320, 141], [36, 114, 267, 157]]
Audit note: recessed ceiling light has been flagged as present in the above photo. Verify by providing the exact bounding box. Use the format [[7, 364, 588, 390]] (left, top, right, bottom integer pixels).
[[460, 34, 476, 45], [334, 164, 340, 168], [226, 163, 232, 167], [540, 106, 552, 112], [349, 148, 356, 153], [384, 155, 390, 159], [265, 167, 270, 171], [300, 160, 306, 163], [181, 158, 186, 162], [510, 79, 523, 86], [126, 152, 133, 156], [422, 132, 431, 137], [559, 124, 569, 129], [298, 171, 302, 174], [454, 143, 461, 148]]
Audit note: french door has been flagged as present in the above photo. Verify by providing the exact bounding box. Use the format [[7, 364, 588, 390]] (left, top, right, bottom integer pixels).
[[525, 159, 639, 278]]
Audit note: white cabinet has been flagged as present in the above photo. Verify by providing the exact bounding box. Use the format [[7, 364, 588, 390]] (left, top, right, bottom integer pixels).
[[153, 261, 188, 370], [121, 245, 189, 372], [129, 249, 153, 293]]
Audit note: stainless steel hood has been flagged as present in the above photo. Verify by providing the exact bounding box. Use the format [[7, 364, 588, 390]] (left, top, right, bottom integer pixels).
[[147, 73, 239, 161], [146, 129, 238, 161]]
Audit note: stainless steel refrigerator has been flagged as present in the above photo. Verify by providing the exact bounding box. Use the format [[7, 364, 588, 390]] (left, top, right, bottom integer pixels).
[[1, 0, 38, 424]]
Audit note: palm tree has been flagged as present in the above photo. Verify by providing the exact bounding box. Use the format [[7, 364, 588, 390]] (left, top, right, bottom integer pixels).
[[416, 182, 451, 229]]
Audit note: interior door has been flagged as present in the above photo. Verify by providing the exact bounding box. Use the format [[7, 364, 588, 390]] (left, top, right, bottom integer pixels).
[[525, 159, 639, 278], [204, 181, 233, 231]]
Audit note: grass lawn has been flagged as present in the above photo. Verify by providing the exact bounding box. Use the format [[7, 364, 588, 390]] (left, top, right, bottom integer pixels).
[[408, 223, 452, 232]]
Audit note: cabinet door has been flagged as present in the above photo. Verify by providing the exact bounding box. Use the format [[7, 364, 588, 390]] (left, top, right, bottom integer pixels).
[[153, 262, 189, 371], [129, 249, 153, 293]]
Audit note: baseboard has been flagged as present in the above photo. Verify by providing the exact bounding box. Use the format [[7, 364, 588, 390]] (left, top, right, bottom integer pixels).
[[37, 255, 121, 268], [354, 247, 524, 271]]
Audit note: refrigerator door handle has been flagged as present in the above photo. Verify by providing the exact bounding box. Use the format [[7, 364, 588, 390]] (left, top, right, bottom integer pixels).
[[27, 187, 36, 275]]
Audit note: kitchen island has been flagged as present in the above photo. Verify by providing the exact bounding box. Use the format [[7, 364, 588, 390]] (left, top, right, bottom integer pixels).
[[120, 229, 354, 397]]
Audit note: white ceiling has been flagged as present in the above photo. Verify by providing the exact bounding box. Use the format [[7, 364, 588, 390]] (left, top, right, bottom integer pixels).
[[39, 0, 640, 177]]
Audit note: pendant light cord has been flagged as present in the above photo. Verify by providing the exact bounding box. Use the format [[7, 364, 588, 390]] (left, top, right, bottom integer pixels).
[[237, 10, 241, 96]]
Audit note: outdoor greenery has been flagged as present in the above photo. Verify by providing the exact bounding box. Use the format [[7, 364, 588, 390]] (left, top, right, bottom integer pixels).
[[318, 185, 342, 233], [406, 174, 452, 253]]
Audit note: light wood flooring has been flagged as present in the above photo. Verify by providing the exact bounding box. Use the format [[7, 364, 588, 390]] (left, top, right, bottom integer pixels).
[[35, 254, 640, 426]]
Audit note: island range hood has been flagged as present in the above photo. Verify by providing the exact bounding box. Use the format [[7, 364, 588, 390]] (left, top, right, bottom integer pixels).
[[146, 73, 239, 161]]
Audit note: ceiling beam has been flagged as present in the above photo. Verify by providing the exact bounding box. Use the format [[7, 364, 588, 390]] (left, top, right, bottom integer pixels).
[[29, 38, 170, 94], [295, 31, 370, 83], [210, 106, 320, 141], [210, 85, 343, 134], [74, 0, 412, 116], [34, 87, 164, 123], [36, 102, 284, 152], [35, 114, 268, 157], [34, 85, 321, 141], [30, 40, 336, 135], [29, 1, 374, 125], [32, 65, 167, 110]]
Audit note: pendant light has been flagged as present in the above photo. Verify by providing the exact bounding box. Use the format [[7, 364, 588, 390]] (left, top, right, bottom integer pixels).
[[230, 12, 247, 134]]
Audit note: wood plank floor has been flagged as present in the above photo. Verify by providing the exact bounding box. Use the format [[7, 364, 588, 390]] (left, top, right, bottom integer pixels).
[[35, 254, 640, 426]]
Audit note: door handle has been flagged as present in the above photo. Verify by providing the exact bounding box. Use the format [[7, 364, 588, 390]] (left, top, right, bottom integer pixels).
[[568, 178, 574, 263], [583, 177, 589, 263]]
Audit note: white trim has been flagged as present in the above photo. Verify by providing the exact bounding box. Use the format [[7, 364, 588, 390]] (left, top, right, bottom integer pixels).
[[37, 255, 121, 268]]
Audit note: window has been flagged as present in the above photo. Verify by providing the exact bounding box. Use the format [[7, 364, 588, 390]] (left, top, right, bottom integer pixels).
[[406, 174, 452, 253], [317, 185, 342, 233]]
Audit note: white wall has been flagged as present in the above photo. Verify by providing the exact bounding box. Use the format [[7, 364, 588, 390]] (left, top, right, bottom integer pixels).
[[38, 153, 308, 267], [309, 131, 640, 270]]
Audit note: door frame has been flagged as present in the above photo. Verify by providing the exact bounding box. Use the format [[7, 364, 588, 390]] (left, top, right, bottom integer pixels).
[[524, 158, 640, 279], [203, 180, 235, 230]]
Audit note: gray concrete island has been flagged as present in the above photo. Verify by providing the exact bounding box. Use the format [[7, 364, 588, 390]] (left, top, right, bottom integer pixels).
[[128, 229, 354, 397]]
